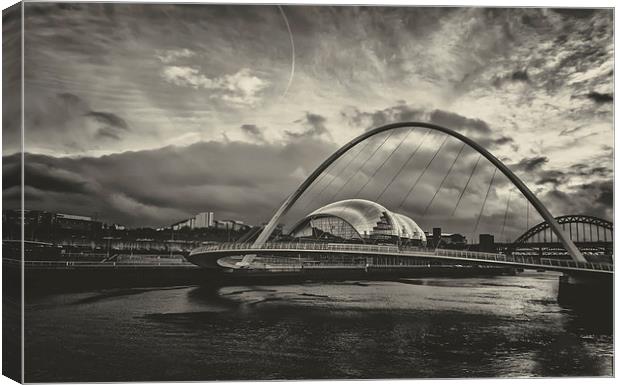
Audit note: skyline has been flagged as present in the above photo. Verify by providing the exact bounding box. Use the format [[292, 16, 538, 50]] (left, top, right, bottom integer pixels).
[[2, 4, 613, 236]]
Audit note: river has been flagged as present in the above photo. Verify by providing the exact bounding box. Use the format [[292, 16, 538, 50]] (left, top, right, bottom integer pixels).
[[24, 271, 612, 381]]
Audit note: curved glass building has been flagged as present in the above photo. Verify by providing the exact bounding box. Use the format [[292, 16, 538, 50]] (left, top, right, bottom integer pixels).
[[290, 199, 426, 245]]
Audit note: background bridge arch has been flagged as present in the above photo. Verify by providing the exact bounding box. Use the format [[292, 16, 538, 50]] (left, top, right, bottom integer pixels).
[[252, 122, 587, 263], [514, 215, 613, 244], [508, 215, 613, 256]]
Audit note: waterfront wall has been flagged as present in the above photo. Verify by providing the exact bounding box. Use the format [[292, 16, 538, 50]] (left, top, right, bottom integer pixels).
[[18, 263, 516, 293]]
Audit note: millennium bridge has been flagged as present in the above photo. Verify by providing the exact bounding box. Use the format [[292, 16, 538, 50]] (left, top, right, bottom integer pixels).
[[188, 242, 612, 274], [189, 122, 613, 281]]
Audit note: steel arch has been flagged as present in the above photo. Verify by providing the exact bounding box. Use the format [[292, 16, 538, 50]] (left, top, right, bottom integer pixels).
[[252, 122, 587, 263], [511, 215, 613, 246]]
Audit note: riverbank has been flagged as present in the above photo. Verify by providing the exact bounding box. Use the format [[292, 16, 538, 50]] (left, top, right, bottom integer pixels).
[[6, 259, 519, 293]]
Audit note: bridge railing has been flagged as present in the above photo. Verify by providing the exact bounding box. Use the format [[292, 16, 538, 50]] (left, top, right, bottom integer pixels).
[[190, 242, 436, 255], [435, 249, 613, 271], [539, 258, 613, 272]]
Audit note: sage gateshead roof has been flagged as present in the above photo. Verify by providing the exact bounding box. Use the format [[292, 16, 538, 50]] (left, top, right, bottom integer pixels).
[[289, 199, 427, 244]]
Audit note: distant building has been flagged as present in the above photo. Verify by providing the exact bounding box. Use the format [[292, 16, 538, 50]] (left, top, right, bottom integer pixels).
[[171, 218, 191, 231], [2, 209, 102, 242], [170, 211, 216, 230], [425, 227, 467, 249], [479, 234, 495, 253], [2, 209, 249, 255], [215, 219, 248, 231], [440, 233, 467, 248], [432, 227, 442, 248], [194, 212, 215, 228], [55, 213, 95, 231]]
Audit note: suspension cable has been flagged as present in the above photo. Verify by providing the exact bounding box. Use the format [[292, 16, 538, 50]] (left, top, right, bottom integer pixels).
[[450, 154, 482, 217], [313, 140, 370, 200], [354, 129, 414, 198], [297, 152, 341, 207], [396, 135, 449, 212], [330, 130, 395, 201], [351, 130, 417, 231], [299, 130, 399, 244], [299, 138, 372, 211], [421, 142, 466, 217], [472, 167, 498, 242], [500, 188, 513, 242], [526, 200, 529, 231], [376, 129, 431, 202]]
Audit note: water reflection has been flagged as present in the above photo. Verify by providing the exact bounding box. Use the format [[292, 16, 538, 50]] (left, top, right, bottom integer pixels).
[[24, 273, 612, 381]]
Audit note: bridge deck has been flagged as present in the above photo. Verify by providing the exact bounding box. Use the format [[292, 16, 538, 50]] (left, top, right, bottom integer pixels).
[[189, 242, 614, 274]]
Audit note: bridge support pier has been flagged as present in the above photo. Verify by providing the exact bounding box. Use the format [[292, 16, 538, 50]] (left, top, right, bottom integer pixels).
[[557, 272, 613, 311]]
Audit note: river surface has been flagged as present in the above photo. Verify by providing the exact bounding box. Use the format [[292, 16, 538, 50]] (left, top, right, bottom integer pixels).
[[24, 271, 612, 381]]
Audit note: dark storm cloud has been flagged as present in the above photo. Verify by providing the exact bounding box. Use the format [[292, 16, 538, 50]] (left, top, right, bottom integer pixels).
[[591, 166, 612, 176], [428, 110, 491, 135], [287, 112, 331, 139], [24, 92, 131, 151], [492, 69, 530, 88], [536, 170, 568, 187], [2, 3, 22, 155], [240, 124, 265, 142], [586, 91, 613, 104], [3, 154, 96, 195], [466, 134, 515, 152], [2, 154, 20, 190], [340, 101, 518, 166], [341, 104, 513, 152], [305, 113, 328, 134], [551, 9, 597, 19], [95, 128, 121, 141], [342, 104, 494, 137], [559, 125, 586, 136], [492, 136, 514, 146], [85, 111, 128, 130], [341, 104, 424, 130], [85, 111, 129, 141], [542, 179, 612, 220], [11, 137, 338, 227], [57, 92, 88, 110], [25, 162, 96, 194], [592, 180, 613, 207], [511, 156, 548, 172], [568, 163, 613, 178], [513, 9, 612, 108], [511, 70, 529, 82], [501, 156, 613, 221]]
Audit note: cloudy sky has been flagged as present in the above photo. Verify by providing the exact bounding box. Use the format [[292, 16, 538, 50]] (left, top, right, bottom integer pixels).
[[3, 4, 613, 240]]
